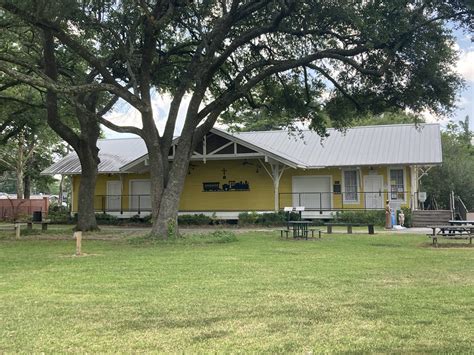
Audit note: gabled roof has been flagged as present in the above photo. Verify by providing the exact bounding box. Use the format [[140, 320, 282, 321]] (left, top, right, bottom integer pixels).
[[42, 123, 442, 175]]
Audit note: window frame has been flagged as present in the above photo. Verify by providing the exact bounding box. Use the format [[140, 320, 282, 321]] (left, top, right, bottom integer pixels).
[[342, 169, 359, 203], [388, 167, 406, 202]]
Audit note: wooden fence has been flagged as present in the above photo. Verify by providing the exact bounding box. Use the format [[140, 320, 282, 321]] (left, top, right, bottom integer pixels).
[[0, 197, 49, 221]]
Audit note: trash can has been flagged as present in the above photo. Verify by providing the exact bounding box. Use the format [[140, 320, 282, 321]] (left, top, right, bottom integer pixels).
[[32, 211, 42, 222]]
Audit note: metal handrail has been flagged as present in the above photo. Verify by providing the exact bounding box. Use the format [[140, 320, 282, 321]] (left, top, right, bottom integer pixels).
[[454, 195, 469, 220], [94, 194, 152, 214], [278, 191, 410, 212]]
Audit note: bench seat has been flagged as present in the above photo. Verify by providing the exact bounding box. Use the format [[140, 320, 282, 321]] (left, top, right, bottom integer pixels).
[[427, 234, 473, 246], [325, 223, 374, 235]]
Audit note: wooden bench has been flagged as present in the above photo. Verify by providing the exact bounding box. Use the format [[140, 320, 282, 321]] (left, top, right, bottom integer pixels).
[[325, 223, 374, 235], [429, 234, 473, 246], [27, 220, 50, 231]]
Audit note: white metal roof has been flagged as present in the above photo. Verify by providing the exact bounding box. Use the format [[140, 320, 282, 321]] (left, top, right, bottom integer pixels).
[[232, 123, 442, 168], [42, 123, 442, 175], [41, 138, 147, 175]]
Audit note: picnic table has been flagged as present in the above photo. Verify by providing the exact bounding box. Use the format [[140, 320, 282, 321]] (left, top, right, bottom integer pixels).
[[449, 220, 474, 225], [427, 225, 473, 246], [325, 223, 375, 235], [280, 221, 321, 240]]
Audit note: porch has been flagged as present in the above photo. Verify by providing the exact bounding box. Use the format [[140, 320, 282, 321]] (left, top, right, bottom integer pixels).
[[92, 190, 413, 219]]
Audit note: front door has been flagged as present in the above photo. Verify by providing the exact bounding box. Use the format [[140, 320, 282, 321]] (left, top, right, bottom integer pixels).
[[106, 181, 122, 211], [292, 176, 332, 210], [364, 175, 383, 209]]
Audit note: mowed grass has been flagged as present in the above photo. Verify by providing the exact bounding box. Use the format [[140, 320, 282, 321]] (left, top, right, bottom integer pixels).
[[0, 230, 473, 352]]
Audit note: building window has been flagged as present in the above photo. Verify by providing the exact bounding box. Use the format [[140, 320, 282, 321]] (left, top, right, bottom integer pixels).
[[390, 168, 405, 200], [344, 170, 358, 202]]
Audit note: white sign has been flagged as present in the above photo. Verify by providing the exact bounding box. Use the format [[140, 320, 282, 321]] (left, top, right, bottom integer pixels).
[[418, 192, 427, 203]]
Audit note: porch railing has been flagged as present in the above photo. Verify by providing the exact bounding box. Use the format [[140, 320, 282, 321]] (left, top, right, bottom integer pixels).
[[278, 191, 412, 213], [94, 194, 152, 214], [93, 191, 413, 215]]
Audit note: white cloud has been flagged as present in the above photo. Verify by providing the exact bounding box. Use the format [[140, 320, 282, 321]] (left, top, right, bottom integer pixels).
[[456, 50, 474, 82], [420, 109, 450, 126], [103, 92, 192, 138]]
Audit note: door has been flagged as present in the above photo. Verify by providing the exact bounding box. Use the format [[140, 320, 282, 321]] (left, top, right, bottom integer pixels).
[[292, 176, 332, 210], [130, 180, 151, 211], [106, 181, 122, 211], [364, 175, 383, 209]]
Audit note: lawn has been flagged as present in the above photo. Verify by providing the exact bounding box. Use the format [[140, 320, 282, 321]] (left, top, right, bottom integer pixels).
[[0, 228, 473, 352]]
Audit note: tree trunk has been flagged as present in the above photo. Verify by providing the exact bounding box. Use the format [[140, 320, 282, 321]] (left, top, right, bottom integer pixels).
[[42, 28, 100, 232], [15, 168, 24, 199], [23, 174, 31, 199], [75, 151, 99, 231], [15, 136, 24, 199], [149, 129, 195, 238]]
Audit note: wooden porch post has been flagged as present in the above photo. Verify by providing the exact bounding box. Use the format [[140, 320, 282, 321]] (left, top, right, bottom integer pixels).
[[410, 165, 418, 210], [259, 159, 287, 212], [272, 164, 280, 212]]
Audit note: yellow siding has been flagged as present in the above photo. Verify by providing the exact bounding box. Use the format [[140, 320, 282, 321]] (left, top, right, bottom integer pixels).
[[71, 159, 411, 213], [180, 160, 274, 211]]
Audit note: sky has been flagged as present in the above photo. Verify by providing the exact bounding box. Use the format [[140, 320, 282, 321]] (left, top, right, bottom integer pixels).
[[451, 28, 474, 129], [103, 29, 474, 139]]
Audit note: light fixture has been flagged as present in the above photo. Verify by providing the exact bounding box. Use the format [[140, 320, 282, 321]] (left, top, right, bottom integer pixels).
[[222, 168, 227, 179]]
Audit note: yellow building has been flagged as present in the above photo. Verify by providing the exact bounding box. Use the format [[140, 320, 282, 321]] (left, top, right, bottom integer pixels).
[[43, 124, 442, 219]]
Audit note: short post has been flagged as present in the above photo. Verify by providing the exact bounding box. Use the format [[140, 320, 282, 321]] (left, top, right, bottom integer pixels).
[[74, 231, 82, 256], [14, 223, 20, 239]]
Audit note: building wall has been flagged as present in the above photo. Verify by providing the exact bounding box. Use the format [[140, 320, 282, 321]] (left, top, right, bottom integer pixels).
[[71, 159, 411, 213]]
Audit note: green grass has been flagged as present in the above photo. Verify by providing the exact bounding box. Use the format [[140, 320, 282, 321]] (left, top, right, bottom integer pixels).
[[0, 229, 473, 352]]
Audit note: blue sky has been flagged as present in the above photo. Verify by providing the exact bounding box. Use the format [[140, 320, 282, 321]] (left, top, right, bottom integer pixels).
[[451, 28, 474, 129], [104, 29, 474, 138]]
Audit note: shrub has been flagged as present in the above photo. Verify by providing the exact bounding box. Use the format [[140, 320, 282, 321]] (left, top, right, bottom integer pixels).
[[48, 205, 73, 224], [95, 213, 119, 225], [335, 210, 385, 226], [238, 211, 259, 225], [178, 214, 213, 225], [238, 211, 300, 226], [127, 214, 151, 224]]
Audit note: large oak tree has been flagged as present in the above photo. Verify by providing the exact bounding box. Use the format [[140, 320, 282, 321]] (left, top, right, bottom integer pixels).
[[1, 0, 472, 237]]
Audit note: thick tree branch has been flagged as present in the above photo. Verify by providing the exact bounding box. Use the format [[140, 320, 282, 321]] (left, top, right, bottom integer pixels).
[[306, 64, 362, 110]]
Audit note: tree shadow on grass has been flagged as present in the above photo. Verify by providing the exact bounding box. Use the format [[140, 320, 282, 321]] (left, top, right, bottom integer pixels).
[[419, 242, 474, 249]]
